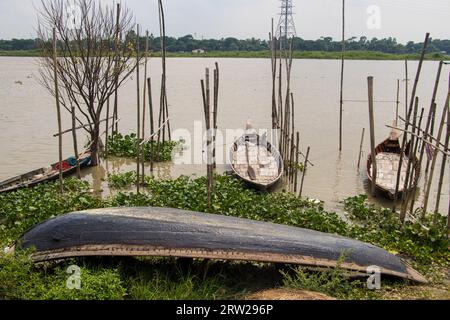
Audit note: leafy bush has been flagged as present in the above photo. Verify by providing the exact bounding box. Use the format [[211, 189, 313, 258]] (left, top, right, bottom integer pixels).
[[106, 133, 180, 162], [344, 195, 449, 265], [0, 251, 126, 300], [0, 179, 103, 245], [107, 171, 137, 189]]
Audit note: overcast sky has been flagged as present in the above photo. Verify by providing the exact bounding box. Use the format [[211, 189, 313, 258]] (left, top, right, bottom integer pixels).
[[0, 0, 449, 42]]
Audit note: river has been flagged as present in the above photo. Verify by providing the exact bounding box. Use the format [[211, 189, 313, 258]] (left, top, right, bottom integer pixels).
[[0, 57, 448, 214]]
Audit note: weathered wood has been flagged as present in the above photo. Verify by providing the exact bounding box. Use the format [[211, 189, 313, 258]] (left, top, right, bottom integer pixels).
[[71, 103, 81, 179], [299, 146, 310, 198], [434, 103, 450, 222], [408, 108, 425, 214], [147, 78, 155, 174], [393, 34, 430, 210], [52, 28, 63, 194], [367, 76, 377, 197], [357, 128, 365, 169], [294, 132, 300, 193], [404, 60, 409, 119], [400, 98, 419, 221], [20, 207, 427, 283], [141, 31, 149, 184], [423, 85, 449, 216], [105, 98, 110, 158], [135, 25, 141, 194], [339, 0, 345, 152], [113, 3, 121, 135], [425, 61, 444, 174], [396, 79, 400, 126]]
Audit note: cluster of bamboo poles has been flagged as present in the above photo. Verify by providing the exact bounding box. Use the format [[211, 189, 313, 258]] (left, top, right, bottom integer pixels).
[[269, 20, 311, 197], [200, 64, 220, 209], [366, 33, 450, 231]]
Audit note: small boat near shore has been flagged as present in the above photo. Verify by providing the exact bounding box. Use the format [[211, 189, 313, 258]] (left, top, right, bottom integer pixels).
[[18, 206, 426, 283], [230, 125, 283, 191], [367, 129, 420, 200], [0, 151, 92, 194]]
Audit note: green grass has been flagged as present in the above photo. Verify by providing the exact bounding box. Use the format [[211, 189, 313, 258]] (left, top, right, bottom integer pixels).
[[0, 175, 448, 300], [1, 49, 449, 61]]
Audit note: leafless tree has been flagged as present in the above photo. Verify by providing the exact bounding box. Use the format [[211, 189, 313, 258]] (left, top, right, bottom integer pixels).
[[37, 0, 140, 165]]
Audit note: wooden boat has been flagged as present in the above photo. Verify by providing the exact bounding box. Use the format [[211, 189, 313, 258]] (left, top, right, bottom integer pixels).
[[230, 127, 283, 190], [366, 129, 420, 200], [18, 207, 426, 283], [0, 151, 92, 194]]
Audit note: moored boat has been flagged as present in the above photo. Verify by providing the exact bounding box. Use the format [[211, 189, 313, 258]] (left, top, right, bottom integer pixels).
[[0, 151, 92, 194], [230, 127, 283, 191], [366, 129, 420, 199]]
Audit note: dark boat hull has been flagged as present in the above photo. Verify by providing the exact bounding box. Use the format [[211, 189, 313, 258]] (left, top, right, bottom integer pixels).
[[20, 207, 426, 283]]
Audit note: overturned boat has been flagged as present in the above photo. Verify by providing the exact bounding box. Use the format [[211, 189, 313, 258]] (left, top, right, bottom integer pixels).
[[19, 207, 426, 283]]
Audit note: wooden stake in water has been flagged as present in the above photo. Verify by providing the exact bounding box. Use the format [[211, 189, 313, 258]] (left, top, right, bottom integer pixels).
[[147, 78, 155, 174], [135, 25, 141, 193], [357, 128, 365, 170], [433, 102, 450, 222], [339, 0, 345, 152], [423, 84, 449, 216], [393, 33, 430, 210], [201, 68, 213, 209], [52, 28, 63, 194], [294, 132, 300, 193], [299, 147, 310, 198], [404, 60, 409, 119], [396, 79, 400, 126], [141, 31, 149, 183], [367, 76, 377, 197], [71, 103, 81, 179], [105, 98, 110, 158], [113, 3, 121, 135], [425, 61, 444, 174]]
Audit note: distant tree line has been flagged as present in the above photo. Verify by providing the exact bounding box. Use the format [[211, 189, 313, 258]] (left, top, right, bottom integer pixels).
[[1, 35, 449, 54]]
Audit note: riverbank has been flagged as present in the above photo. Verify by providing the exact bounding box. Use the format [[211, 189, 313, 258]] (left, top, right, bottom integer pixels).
[[0, 175, 448, 300], [1, 50, 449, 61]]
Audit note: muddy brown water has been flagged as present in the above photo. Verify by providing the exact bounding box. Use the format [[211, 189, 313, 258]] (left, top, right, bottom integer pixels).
[[0, 57, 448, 214]]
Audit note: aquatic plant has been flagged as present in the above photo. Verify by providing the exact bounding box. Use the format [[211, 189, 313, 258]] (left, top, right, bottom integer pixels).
[[105, 133, 181, 163]]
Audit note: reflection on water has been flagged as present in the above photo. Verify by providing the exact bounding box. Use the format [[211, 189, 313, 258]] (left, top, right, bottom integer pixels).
[[0, 57, 448, 214]]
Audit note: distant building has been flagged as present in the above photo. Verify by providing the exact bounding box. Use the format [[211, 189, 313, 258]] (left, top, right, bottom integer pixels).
[[192, 49, 206, 54], [441, 51, 447, 55]]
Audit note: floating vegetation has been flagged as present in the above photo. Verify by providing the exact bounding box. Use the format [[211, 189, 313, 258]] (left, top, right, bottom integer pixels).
[[0, 176, 448, 300], [105, 133, 181, 163]]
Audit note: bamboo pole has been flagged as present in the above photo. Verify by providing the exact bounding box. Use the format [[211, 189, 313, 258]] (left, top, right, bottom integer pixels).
[[105, 98, 110, 158], [53, 117, 114, 137], [339, 0, 345, 152], [294, 132, 300, 193], [299, 147, 310, 198], [212, 63, 220, 170], [393, 33, 430, 210], [425, 61, 444, 174], [201, 69, 213, 209], [357, 128, 365, 170], [396, 79, 400, 126], [404, 60, 409, 119], [52, 28, 63, 194], [433, 103, 450, 222], [423, 84, 449, 216], [158, 0, 171, 143], [135, 25, 141, 194], [270, 19, 278, 130], [141, 31, 149, 183], [400, 97, 419, 222], [147, 78, 155, 174], [367, 76, 377, 197], [113, 3, 121, 135], [408, 107, 425, 214], [422, 87, 450, 215], [71, 103, 81, 179]]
